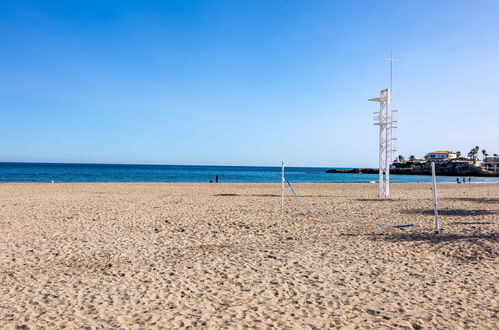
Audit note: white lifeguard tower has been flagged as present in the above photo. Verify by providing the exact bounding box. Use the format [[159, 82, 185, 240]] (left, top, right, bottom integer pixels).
[[369, 53, 400, 198]]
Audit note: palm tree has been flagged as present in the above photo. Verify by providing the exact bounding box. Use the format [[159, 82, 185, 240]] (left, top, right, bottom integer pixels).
[[456, 151, 461, 159], [494, 153, 498, 157], [482, 149, 488, 160], [469, 146, 480, 164], [409, 155, 416, 161]]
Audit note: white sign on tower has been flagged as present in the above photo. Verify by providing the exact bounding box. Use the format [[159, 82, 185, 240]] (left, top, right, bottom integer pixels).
[[369, 53, 400, 198]]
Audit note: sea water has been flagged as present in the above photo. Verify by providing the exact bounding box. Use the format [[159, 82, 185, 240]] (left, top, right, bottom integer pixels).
[[1, 162, 498, 183]]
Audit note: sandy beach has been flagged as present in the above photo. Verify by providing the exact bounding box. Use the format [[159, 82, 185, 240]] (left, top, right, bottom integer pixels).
[[0, 182, 497, 329]]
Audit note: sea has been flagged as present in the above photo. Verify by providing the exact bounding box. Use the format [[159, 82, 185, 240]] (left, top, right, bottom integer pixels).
[[0, 162, 498, 183]]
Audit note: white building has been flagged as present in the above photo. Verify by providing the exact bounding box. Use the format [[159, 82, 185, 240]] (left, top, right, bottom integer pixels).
[[425, 151, 458, 161]]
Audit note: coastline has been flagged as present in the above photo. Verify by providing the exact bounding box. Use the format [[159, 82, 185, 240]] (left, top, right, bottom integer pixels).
[[1, 182, 497, 328]]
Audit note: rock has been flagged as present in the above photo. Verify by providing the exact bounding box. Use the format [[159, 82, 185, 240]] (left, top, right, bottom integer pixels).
[[326, 161, 499, 177]]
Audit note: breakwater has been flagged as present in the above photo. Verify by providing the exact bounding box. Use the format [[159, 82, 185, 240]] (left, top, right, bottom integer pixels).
[[326, 161, 499, 177]]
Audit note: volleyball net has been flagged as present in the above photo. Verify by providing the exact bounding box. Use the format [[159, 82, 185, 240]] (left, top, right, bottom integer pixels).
[[285, 180, 414, 229]]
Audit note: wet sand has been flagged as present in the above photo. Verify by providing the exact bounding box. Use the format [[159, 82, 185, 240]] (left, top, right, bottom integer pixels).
[[0, 182, 497, 328]]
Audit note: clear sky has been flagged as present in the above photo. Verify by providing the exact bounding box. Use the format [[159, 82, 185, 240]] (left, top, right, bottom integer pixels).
[[1, 0, 498, 167]]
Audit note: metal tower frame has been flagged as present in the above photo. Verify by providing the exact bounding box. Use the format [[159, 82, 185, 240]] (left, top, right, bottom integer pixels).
[[369, 89, 398, 198]]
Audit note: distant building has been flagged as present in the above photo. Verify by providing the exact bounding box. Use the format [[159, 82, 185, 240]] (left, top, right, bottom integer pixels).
[[425, 151, 458, 161], [482, 156, 499, 173], [412, 158, 427, 164], [405, 157, 426, 164]]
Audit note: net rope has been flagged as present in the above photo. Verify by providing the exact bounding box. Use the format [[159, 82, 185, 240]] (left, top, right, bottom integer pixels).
[[286, 180, 414, 229]]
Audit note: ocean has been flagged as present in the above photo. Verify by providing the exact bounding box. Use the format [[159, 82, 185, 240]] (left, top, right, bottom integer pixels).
[[0, 162, 497, 183]]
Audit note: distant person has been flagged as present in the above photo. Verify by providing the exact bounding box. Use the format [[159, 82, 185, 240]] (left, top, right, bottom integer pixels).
[[469, 177, 471, 183], [210, 179, 213, 183], [215, 175, 219, 183], [456, 178, 460, 184], [463, 177, 466, 184]]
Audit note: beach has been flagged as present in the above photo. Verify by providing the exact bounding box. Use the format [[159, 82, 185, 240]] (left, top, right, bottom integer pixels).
[[0, 182, 497, 328]]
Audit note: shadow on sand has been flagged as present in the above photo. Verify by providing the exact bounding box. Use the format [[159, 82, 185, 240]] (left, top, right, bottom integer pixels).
[[372, 232, 498, 244], [367, 231, 498, 262], [450, 221, 494, 225], [402, 209, 497, 217], [214, 193, 333, 198], [356, 198, 408, 202], [442, 197, 499, 204]]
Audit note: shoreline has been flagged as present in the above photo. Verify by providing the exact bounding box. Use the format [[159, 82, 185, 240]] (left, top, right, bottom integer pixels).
[[1, 181, 499, 184]]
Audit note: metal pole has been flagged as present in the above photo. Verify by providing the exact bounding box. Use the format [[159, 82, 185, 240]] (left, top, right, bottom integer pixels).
[[389, 51, 393, 91], [385, 89, 391, 198], [281, 161, 284, 211], [380, 91, 385, 197], [378, 100, 383, 197], [431, 162, 439, 234], [384, 52, 400, 93]]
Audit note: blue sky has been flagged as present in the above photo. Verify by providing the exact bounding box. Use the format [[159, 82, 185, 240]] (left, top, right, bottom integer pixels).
[[1, 0, 498, 167]]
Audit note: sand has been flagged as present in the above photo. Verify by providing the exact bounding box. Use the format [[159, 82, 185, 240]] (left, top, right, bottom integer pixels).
[[0, 182, 497, 329]]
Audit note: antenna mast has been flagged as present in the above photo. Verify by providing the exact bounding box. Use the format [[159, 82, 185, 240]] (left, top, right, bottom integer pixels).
[[384, 51, 400, 91]]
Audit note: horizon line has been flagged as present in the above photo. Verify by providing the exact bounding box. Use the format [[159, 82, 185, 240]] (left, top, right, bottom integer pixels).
[[0, 161, 359, 169]]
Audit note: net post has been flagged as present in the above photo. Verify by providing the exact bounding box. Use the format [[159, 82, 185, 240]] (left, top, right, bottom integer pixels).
[[281, 161, 285, 211], [431, 162, 439, 234]]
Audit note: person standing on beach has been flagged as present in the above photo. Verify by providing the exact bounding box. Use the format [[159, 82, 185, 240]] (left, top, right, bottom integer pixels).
[[215, 175, 219, 183]]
